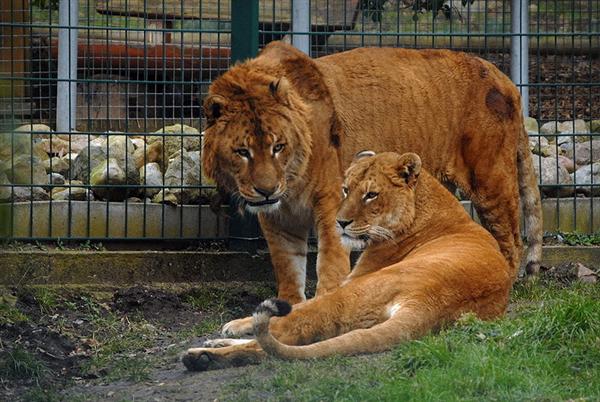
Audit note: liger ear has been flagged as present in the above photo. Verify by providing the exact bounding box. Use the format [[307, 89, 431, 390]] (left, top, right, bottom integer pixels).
[[395, 152, 422, 187], [203, 94, 227, 126], [269, 77, 290, 104]]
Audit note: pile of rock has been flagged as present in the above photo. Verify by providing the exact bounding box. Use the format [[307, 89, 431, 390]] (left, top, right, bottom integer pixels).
[[527, 118, 600, 197], [6, 118, 596, 204], [0, 124, 216, 204]]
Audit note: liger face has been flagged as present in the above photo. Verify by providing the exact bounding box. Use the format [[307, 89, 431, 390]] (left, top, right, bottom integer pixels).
[[204, 111, 295, 214], [336, 153, 420, 249]]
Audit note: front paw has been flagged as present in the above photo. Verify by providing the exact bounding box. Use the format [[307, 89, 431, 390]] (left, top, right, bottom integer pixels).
[[221, 316, 254, 337], [182, 348, 218, 371], [182, 346, 264, 371], [203, 338, 253, 348]]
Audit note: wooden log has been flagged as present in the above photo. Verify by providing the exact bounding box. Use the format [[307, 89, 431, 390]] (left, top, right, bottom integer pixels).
[[49, 39, 231, 78]]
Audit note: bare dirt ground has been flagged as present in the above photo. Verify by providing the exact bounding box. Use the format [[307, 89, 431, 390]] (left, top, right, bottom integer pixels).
[[0, 282, 282, 401]]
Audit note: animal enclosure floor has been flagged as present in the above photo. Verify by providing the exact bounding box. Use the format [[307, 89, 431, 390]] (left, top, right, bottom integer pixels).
[[1, 270, 598, 401]]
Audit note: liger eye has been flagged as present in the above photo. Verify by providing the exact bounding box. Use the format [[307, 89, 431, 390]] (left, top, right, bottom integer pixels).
[[273, 143, 286, 154], [364, 191, 379, 200], [342, 186, 349, 197], [235, 148, 251, 158]]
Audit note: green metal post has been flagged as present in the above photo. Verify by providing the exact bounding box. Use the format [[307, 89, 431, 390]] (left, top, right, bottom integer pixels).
[[228, 0, 262, 251], [231, 0, 259, 62]]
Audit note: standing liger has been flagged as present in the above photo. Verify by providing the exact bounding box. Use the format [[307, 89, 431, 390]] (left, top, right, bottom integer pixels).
[[182, 152, 511, 370], [201, 42, 542, 335]]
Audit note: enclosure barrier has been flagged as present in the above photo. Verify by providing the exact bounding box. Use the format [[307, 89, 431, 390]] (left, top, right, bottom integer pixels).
[[0, 0, 598, 246]]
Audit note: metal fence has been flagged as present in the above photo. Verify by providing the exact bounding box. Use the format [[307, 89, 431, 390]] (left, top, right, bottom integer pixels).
[[0, 0, 599, 243]]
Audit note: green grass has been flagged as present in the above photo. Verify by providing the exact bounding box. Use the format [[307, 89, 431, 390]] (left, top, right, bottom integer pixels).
[[0, 293, 28, 325], [0, 346, 49, 384], [223, 281, 600, 401], [80, 310, 157, 382]]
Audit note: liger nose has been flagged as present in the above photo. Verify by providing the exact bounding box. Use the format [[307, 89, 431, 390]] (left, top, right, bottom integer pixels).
[[337, 219, 353, 229], [254, 186, 276, 198]]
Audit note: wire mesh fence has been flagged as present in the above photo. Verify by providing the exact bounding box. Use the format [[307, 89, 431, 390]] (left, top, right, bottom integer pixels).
[[0, 0, 598, 242]]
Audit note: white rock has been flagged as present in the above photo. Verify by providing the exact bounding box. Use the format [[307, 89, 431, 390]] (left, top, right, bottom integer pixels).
[[71, 135, 139, 189], [12, 186, 49, 201], [532, 155, 574, 197], [140, 162, 163, 197], [131, 138, 145, 150], [89, 157, 129, 201], [152, 150, 199, 204], [529, 135, 553, 156], [542, 120, 590, 146], [148, 124, 201, 161], [572, 162, 600, 196], [524, 117, 539, 133], [43, 156, 70, 175], [557, 155, 576, 174], [51, 186, 91, 201], [563, 140, 600, 166], [48, 172, 66, 186]]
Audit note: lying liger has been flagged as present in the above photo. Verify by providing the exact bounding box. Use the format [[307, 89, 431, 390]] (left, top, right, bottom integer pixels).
[[182, 152, 511, 370]]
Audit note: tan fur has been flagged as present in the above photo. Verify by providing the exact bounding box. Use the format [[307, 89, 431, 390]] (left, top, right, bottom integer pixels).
[[182, 152, 511, 368], [201, 42, 542, 312]]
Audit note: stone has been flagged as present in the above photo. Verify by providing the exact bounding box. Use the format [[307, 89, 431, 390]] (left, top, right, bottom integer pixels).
[[12, 186, 49, 202], [152, 190, 179, 205], [39, 136, 71, 156], [544, 262, 597, 284], [529, 135, 554, 157], [557, 155, 576, 174], [127, 197, 143, 203], [47, 172, 66, 186], [532, 156, 574, 197], [188, 150, 200, 167], [0, 172, 10, 200], [188, 150, 217, 200], [32, 142, 50, 162], [151, 150, 199, 205], [540, 121, 559, 136], [576, 264, 597, 284], [3, 154, 48, 185], [563, 140, 600, 166], [556, 120, 590, 145], [140, 162, 163, 197], [71, 135, 139, 191], [64, 152, 79, 162], [89, 157, 134, 201], [51, 186, 91, 201], [590, 119, 600, 133], [0, 131, 33, 161], [133, 141, 163, 170], [55, 133, 96, 154], [43, 156, 70, 175], [147, 124, 201, 163], [131, 138, 145, 150], [524, 117, 539, 133], [572, 162, 600, 196], [14, 123, 52, 138]]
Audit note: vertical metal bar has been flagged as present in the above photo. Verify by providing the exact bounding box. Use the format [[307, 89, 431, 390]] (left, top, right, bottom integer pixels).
[[229, 0, 261, 250], [231, 0, 259, 62], [56, 0, 78, 132], [292, 0, 310, 55], [511, 0, 529, 117]]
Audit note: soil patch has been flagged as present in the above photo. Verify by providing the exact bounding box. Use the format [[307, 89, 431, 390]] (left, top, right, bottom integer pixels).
[[0, 282, 279, 401]]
